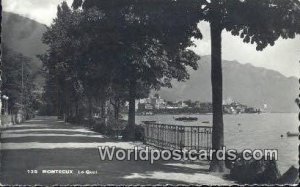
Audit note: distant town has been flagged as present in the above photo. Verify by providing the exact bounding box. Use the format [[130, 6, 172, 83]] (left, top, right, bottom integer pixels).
[[131, 94, 265, 115]]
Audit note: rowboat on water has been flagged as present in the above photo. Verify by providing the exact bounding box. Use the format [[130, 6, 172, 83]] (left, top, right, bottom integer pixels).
[[174, 117, 198, 122], [142, 120, 156, 124], [286, 131, 299, 137]]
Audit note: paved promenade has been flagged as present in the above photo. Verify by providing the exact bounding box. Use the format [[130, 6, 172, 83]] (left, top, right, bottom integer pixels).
[[0, 116, 233, 185]]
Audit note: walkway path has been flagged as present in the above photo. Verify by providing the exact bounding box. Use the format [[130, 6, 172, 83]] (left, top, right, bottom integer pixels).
[[0, 116, 233, 185]]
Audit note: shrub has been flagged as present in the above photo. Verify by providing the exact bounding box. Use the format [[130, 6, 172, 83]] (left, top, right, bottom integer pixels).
[[122, 124, 145, 141]]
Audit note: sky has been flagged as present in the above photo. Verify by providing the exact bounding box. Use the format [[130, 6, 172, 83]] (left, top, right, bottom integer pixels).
[[2, 0, 300, 78]]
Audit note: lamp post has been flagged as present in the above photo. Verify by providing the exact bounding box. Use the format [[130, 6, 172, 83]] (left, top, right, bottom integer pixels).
[[0, 71, 2, 125], [0, 59, 2, 125], [0, 92, 2, 126], [2, 95, 9, 115], [6, 96, 9, 115]]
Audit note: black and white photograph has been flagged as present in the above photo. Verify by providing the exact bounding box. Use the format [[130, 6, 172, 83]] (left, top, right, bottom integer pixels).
[[0, 0, 299, 185]]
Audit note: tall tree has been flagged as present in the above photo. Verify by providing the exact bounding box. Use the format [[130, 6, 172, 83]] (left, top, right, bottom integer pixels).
[[72, 0, 202, 140], [1, 44, 36, 116], [200, 0, 300, 172], [41, 2, 87, 120]]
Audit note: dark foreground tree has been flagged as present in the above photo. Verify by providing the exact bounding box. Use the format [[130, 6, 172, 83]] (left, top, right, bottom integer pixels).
[[73, 0, 203, 140], [41, 2, 88, 120], [201, 0, 300, 172]]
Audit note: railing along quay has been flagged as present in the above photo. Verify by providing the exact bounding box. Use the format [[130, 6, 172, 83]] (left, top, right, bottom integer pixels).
[[143, 122, 212, 151]]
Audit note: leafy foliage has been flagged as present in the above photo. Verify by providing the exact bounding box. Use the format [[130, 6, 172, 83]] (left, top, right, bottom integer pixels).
[[41, 1, 202, 128], [1, 44, 38, 115], [201, 0, 300, 50]]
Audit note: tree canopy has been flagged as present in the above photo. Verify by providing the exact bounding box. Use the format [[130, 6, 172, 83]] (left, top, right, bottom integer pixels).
[[41, 1, 202, 134], [204, 0, 300, 50]]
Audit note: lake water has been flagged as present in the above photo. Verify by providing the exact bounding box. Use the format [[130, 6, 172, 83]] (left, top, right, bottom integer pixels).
[[133, 113, 298, 173]]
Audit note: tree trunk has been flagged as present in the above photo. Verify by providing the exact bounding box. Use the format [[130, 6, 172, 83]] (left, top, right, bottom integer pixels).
[[127, 77, 136, 140], [75, 99, 79, 122], [88, 97, 93, 126], [113, 98, 120, 120], [209, 19, 225, 172], [100, 99, 106, 119], [115, 100, 120, 120], [62, 90, 66, 122], [64, 82, 68, 122], [56, 77, 63, 119]]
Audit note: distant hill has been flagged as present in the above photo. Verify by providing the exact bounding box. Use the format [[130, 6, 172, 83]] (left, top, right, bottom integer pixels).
[[158, 56, 298, 113], [1, 11, 48, 87]]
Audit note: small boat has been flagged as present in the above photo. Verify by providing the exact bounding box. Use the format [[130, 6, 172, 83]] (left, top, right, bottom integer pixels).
[[142, 120, 156, 124], [175, 117, 198, 122], [202, 121, 210, 124], [286, 131, 299, 137]]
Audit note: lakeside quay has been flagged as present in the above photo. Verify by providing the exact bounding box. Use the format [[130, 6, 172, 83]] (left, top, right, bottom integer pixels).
[[0, 116, 235, 185]]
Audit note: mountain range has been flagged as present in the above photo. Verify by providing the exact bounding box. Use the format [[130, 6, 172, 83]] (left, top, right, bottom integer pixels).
[[1, 11, 47, 86], [158, 56, 298, 112], [2, 11, 298, 112]]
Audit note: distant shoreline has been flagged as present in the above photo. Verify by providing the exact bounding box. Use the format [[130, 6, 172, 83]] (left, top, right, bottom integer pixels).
[[122, 112, 298, 116]]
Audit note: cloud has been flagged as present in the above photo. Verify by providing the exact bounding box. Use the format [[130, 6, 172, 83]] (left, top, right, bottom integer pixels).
[[2, 0, 73, 25]]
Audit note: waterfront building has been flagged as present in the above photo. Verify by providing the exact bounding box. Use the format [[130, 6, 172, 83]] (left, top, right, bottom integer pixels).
[[138, 94, 166, 110]]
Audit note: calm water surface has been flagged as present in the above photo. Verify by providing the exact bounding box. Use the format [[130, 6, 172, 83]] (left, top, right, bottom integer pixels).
[[133, 113, 298, 173]]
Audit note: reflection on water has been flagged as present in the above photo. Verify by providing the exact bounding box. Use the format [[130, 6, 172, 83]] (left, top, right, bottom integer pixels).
[[133, 113, 298, 173]]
